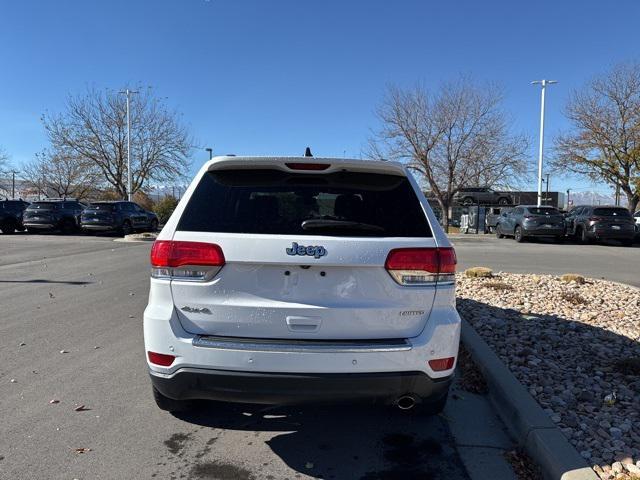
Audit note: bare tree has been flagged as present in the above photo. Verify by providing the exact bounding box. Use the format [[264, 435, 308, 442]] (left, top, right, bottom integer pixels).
[[370, 78, 529, 231], [42, 86, 192, 199], [21, 150, 100, 200], [554, 62, 640, 213], [0, 147, 16, 198]]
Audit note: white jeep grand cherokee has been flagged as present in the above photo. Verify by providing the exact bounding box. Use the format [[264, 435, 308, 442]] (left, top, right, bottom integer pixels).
[[144, 155, 460, 413]]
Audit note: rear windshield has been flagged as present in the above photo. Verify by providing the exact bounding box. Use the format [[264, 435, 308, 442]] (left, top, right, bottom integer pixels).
[[87, 203, 116, 212], [593, 208, 631, 218], [26, 202, 60, 210], [177, 169, 432, 237], [526, 207, 560, 215]]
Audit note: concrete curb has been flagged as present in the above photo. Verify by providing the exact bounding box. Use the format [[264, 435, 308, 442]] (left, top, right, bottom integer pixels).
[[461, 319, 599, 480]]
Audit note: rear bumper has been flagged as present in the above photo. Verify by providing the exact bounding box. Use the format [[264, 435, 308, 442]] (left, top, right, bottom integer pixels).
[[522, 226, 564, 236], [81, 223, 117, 231], [23, 223, 56, 229], [149, 367, 452, 405], [588, 229, 635, 240]]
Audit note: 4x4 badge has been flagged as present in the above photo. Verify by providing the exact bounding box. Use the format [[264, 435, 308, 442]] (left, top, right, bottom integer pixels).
[[286, 242, 327, 259]]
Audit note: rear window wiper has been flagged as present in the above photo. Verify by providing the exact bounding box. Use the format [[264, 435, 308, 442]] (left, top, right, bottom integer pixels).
[[301, 219, 385, 233]]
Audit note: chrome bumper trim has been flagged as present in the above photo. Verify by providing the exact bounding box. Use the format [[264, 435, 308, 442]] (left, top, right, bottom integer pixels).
[[192, 335, 412, 353]]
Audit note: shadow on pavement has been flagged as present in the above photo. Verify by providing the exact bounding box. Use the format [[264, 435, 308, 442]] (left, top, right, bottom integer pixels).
[[175, 402, 469, 480]]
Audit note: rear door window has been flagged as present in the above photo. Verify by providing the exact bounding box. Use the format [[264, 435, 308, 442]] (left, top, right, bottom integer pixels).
[[593, 208, 631, 218], [27, 202, 59, 210], [527, 207, 560, 215], [178, 169, 432, 237], [88, 203, 116, 211]]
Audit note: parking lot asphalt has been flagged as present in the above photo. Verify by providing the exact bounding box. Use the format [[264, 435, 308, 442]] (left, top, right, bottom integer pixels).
[[451, 234, 640, 287], [0, 234, 516, 480]]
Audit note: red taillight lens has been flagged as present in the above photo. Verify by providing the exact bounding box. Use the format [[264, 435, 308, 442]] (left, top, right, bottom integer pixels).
[[285, 162, 331, 171], [429, 357, 455, 371], [150, 241, 225, 281], [147, 351, 175, 367], [151, 240, 225, 267], [384, 247, 456, 285]]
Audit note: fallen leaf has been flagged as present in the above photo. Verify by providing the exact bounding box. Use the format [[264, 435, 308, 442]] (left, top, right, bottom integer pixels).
[[74, 448, 91, 454], [19, 342, 26, 347], [10, 378, 17, 383], [49, 399, 60, 404], [48, 292, 55, 299], [74, 405, 90, 412], [60, 349, 68, 354]]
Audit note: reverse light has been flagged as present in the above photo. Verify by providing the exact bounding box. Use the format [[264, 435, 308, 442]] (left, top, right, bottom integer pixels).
[[147, 351, 176, 367], [428, 357, 456, 371], [150, 240, 225, 281], [385, 247, 456, 286]]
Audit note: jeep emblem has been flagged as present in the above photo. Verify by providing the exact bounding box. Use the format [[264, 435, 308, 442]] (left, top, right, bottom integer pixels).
[[286, 242, 327, 259]]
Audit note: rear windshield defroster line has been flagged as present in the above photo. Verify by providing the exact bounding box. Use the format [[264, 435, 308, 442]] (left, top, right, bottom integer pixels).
[[177, 169, 432, 238]]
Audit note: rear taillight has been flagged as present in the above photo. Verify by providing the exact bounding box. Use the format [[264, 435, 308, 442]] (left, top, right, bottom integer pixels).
[[384, 247, 456, 286], [147, 351, 175, 367], [150, 240, 225, 281], [429, 357, 456, 371], [589, 216, 603, 221], [285, 162, 331, 171]]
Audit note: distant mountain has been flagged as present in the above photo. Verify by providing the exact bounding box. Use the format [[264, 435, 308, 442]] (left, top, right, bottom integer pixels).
[[569, 191, 625, 207]]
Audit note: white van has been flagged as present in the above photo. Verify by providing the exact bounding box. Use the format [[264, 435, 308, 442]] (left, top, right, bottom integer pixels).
[[144, 155, 460, 413]]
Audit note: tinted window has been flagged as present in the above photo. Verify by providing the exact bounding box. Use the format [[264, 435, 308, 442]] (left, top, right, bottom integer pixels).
[[178, 170, 432, 237], [87, 203, 116, 212], [527, 207, 560, 215], [593, 208, 631, 218], [27, 202, 60, 210]]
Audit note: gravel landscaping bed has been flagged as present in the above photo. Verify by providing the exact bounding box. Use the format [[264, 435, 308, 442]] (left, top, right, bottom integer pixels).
[[456, 272, 640, 480]]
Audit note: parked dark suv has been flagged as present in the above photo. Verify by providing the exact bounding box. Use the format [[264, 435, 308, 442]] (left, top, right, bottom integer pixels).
[[22, 199, 87, 233], [569, 205, 635, 246], [495, 205, 565, 243], [454, 187, 512, 206], [0, 199, 30, 234], [80, 201, 158, 235]]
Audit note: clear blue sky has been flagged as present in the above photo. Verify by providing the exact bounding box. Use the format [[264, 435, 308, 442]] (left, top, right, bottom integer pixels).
[[1, 0, 639, 195]]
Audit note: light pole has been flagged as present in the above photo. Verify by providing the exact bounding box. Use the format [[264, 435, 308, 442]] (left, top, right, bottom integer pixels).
[[205, 148, 213, 160], [119, 88, 138, 200], [531, 80, 557, 207], [566, 188, 571, 209]]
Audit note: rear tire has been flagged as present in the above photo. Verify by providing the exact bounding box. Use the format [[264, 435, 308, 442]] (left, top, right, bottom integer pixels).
[[0, 220, 16, 234], [149, 219, 158, 232], [579, 226, 590, 244], [514, 226, 525, 242], [121, 220, 132, 236], [152, 387, 193, 413], [61, 218, 76, 234]]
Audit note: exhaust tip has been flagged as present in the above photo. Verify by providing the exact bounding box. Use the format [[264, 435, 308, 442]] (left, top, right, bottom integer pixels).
[[396, 395, 416, 410]]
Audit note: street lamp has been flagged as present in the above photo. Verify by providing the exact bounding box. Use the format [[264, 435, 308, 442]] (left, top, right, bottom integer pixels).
[[531, 80, 557, 207], [205, 148, 213, 160], [119, 89, 138, 201]]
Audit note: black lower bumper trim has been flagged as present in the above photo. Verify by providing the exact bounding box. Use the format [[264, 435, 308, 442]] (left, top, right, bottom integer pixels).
[[150, 368, 452, 405]]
